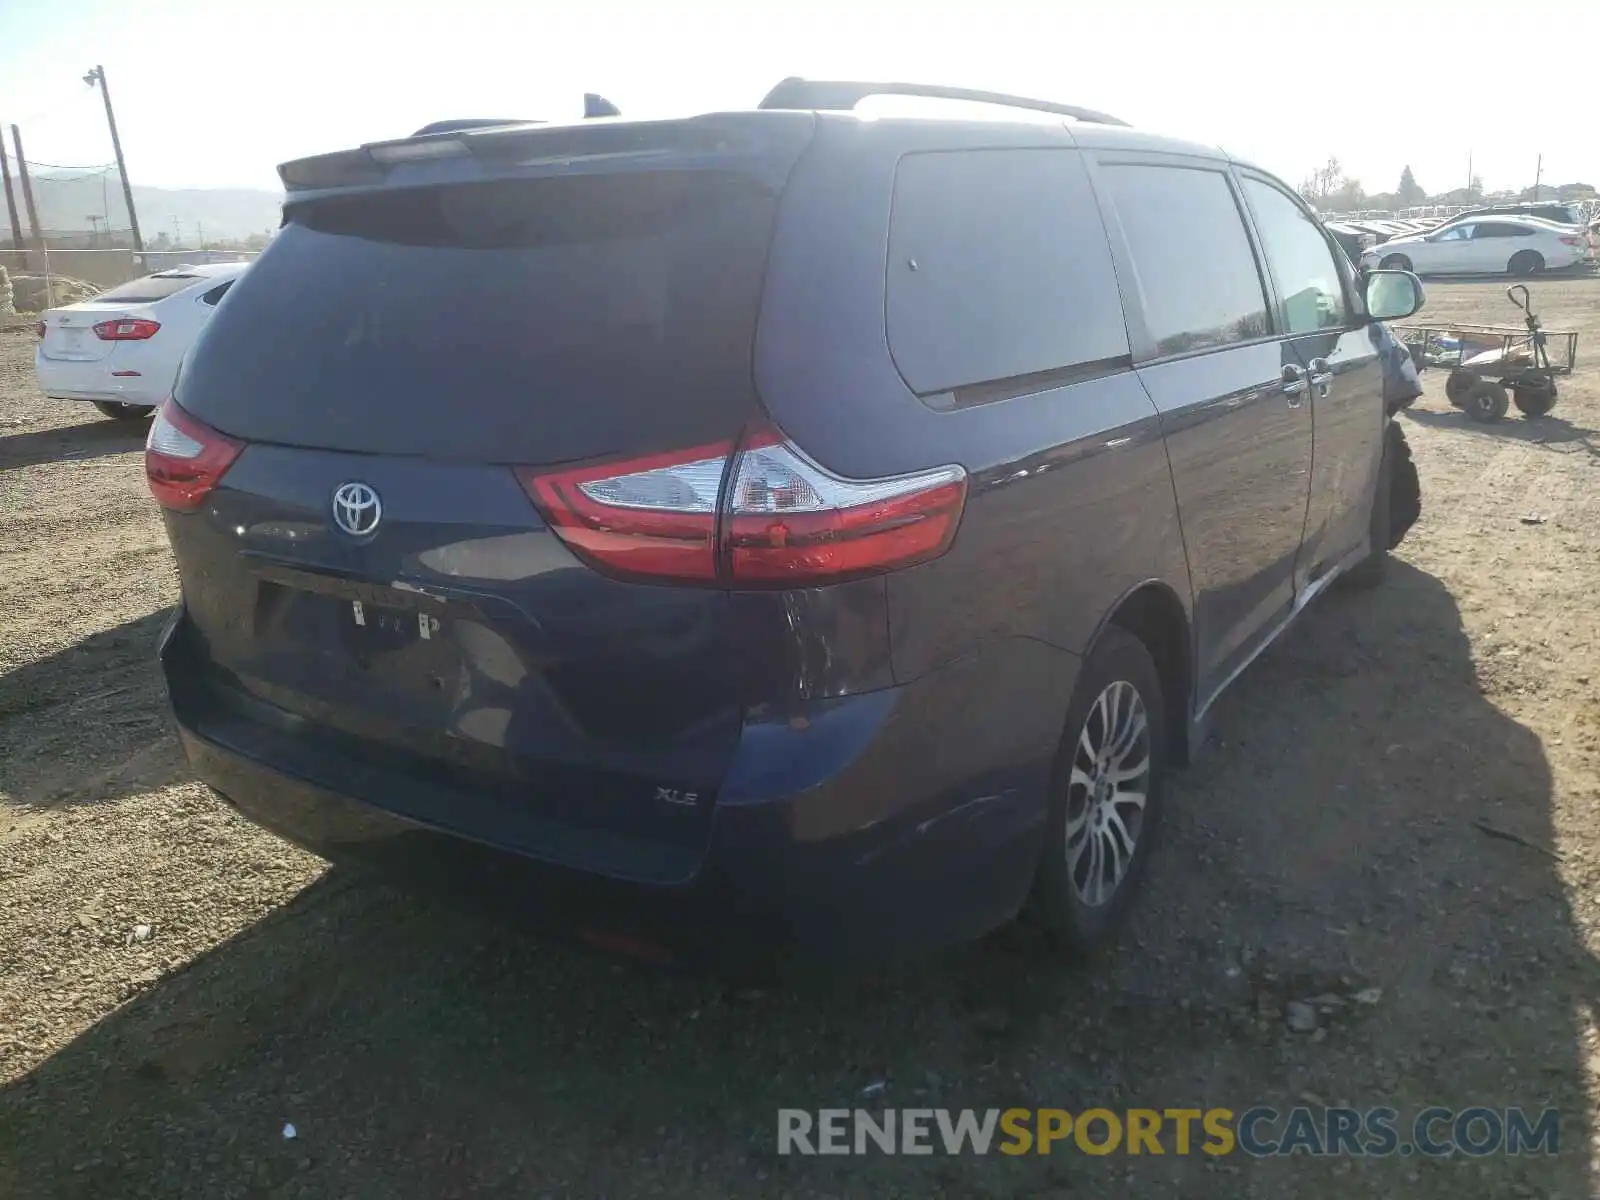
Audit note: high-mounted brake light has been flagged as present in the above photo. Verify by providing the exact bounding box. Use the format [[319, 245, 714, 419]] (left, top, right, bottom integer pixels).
[[367, 138, 468, 164], [94, 317, 161, 341], [145, 400, 244, 512], [517, 423, 967, 587]]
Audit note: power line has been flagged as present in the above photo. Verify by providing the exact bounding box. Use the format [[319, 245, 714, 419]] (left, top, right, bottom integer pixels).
[[20, 158, 116, 171], [27, 169, 116, 185]]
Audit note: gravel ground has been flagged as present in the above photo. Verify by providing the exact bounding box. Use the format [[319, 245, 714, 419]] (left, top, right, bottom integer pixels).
[[2, 278, 1599, 1198]]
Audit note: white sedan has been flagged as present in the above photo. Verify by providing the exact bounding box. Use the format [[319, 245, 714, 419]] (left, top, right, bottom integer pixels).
[[1360, 216, 1591, 279], [35, 261, 250, 421]]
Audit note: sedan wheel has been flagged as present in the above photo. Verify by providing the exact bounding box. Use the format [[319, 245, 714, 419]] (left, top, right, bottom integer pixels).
[[1032, 626, 1167, 954], [1508, 250, 1544, 278]]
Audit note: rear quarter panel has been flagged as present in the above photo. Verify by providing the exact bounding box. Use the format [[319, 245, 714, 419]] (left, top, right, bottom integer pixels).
[[753, 118, 1191, 685]]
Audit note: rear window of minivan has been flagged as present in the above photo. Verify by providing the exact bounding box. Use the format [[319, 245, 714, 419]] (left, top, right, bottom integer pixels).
[[176, 170, 780, 464]]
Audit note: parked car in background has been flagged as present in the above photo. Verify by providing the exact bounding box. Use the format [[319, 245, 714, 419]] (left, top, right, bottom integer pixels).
[[151, 79, 1425, 969], [1453, 201, 1588, 228], [1362, 216, 1591, 277], [35, 262, 249, 421], [1324, 221, 1374, 264]]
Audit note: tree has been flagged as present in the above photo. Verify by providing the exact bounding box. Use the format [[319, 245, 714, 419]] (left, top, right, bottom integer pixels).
[[1298, 156, 1365, 212], [1299, 156, 1346, 206], [1397, 166, 1425, 206]]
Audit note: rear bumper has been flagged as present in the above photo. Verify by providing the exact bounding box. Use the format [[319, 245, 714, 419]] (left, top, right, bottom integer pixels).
[[35, 352, 163, 407], [159, 607, 1075, 968]]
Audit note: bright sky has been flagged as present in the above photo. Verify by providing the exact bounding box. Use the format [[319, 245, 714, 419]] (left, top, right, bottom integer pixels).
[[0, 0, 1592, 197]]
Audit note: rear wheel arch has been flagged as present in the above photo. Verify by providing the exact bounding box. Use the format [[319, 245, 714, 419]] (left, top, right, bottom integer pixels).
[[1093, 582, 1195, 767]]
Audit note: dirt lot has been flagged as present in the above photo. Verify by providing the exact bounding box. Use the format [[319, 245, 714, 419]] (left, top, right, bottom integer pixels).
[[2, 279, 1599, 1198]]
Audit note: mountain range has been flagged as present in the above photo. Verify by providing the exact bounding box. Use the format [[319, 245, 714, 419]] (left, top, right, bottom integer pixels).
[[12, 171, 283, 243]]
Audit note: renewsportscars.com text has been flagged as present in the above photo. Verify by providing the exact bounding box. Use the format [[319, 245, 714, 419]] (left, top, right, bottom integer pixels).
[[777, 1107, 1560, 1158]]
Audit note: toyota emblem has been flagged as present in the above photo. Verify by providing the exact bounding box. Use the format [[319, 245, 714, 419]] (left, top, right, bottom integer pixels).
[[332, 481, 382, 537]]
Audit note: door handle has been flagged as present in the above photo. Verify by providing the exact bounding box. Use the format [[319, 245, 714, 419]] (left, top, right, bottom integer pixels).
[[1308, 357, 1334, 398], [1281, 363, 1308, 406]]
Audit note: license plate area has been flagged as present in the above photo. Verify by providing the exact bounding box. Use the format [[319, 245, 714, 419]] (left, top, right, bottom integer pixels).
[[343, 599, 443, 653], [249, 566, 461, 693]]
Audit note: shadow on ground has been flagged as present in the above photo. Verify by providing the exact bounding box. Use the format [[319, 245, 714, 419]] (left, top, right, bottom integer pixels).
[[0, 411, 150, 472], [0, 564, 1592, 1198], [0, 610, 178, 808], [1404, 406, 1600, 457]]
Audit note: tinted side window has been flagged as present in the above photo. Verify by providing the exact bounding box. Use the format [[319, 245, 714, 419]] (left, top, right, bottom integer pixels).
[[200, 280, 234, 305], [1101, 164, 1270, 358], [1241, 178, 1347, 335], [1474, 222, 1526, 239], [886, 149, 1128, 396]]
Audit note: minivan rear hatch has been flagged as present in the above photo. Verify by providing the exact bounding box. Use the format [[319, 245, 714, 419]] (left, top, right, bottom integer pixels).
[[181, 115, 815, 463], [166, 115, 816, 882]]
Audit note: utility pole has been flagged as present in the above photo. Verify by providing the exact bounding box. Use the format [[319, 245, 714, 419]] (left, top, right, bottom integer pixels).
[[1466, 151, 1472, 197], [83, 65, 143, 251], [0, 133, 22, 250], [1533, 154, 1542, 202], [11, 126, 45, 265]]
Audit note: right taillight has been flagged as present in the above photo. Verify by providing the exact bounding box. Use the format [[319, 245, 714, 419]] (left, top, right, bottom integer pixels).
[[517, 423, 967, 587], [145, 400, 244, 512]]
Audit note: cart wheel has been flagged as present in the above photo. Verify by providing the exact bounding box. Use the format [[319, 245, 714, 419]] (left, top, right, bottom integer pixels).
[[1465, 380, 1510, 422], [1445, 370, 1476, 407], [1512, 379, 1558, 417]]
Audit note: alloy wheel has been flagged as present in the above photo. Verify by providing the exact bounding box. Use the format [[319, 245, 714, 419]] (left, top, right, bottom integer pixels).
[[1065, 680, 1151, 907]]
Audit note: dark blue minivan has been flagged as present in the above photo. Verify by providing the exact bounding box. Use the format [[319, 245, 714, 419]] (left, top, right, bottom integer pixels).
[[150, 80, 1425, 968]]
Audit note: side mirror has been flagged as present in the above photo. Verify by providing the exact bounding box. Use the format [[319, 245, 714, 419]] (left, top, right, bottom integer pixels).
[[1366, 269, 1425, 321]]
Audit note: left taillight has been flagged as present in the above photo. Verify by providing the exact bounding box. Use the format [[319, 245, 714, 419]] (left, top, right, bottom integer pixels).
[[94, 317, 161, 341], [517, 422, 967, 587], [145, 400, 243, 512]]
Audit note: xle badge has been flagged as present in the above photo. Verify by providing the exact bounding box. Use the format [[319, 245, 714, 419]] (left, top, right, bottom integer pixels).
[[654, 787, 699, 807]]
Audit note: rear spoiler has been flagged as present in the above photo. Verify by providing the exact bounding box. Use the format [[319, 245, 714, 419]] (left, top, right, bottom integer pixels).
[[280, 93, 625, 193], [409, 95, 619, 138]]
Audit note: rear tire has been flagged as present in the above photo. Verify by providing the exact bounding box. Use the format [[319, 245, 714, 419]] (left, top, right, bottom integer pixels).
[[93, 401, 154, 421], [1512, 379, 1558, 417], [1465, 380, 1510, 422], [1380, 253, 1413, 272], [1445, 370, 1476, 407], [1032, 627, 1167, 955], [1508, 250, 1544, 278]]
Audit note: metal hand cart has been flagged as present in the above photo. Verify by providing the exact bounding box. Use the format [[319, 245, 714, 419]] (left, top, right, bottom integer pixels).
[[1394, 285, 1578, 422]]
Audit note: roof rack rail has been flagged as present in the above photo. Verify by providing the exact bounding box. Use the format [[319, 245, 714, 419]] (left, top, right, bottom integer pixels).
[[756, 77, 1128, 127]]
